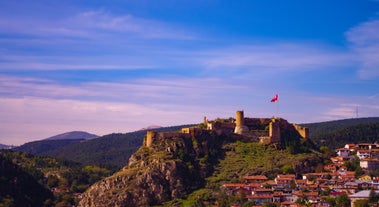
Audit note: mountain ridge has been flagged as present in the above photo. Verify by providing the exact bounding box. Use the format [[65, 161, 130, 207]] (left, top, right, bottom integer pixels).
[[44, 131, 99, 140]]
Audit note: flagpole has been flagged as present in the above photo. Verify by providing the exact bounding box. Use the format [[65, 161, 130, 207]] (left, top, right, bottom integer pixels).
[[270, 93, 279, 118]]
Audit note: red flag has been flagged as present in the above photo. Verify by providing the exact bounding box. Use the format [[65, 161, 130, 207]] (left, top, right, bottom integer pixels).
[[270, 93, 278, 102]]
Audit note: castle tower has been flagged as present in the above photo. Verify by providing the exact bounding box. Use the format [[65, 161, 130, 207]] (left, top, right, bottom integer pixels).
[[144, 130, 156, 147], [204, 116, 208, 125], [235, 111, 244, 127], [269, 119, 281, 143], [234, 110, 249, 135]]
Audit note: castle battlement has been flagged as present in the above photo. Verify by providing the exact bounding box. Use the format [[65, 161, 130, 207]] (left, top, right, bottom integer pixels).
[[143, 110, 309, 148]]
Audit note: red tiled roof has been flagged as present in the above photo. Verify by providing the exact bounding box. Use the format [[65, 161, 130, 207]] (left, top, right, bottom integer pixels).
[[243, 175, 268, 180], [277, 174, 296, 178], [246, 195, 273, 199], [223, 183, 247, 187], [281, 201, 293, 205], [295, 179, 306, 183], [276, 177, 292, 181]]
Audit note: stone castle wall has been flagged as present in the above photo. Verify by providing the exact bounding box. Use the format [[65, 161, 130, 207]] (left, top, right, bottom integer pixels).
[[293, 124, 309, 139], [143, 110, 309, 148]]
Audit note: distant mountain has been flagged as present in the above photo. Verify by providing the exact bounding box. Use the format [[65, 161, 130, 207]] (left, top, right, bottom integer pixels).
[[13, 131, 98, 155], [14, 139, 85, 155], [0, 143, 13, 149], [44, 131, 98, 140]]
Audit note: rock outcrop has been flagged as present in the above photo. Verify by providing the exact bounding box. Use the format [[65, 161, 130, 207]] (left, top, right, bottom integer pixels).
[[79, 130, 225, 207]]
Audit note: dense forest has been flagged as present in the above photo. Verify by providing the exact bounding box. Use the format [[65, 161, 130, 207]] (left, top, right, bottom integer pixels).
[[0, 150, 113, 207], [310, 122, 379, 149], [301, 117, 379, 139]]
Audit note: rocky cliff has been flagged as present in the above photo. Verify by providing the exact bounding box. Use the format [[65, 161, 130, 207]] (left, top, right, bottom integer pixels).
[[79, 130, 225, 207]]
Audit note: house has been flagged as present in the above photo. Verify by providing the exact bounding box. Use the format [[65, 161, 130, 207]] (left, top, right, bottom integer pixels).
[[336, 148, 350, 158], [340, 171, 355, 181], [372, 177, 379, 189], [349, 190, 379, 207], [324, 164, 337, 172], [221, 183, 260, 195], [360, 158, 379, 170], [295, 179, 306, 188], [248, 188, 274, 205], [345, 144, 356, 151], [357, 143, 378, 150], [275, 177, 292, 187], [357, 150, 371, 160]]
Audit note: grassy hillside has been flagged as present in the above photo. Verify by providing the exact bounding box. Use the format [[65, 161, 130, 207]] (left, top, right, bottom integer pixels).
[[162, 141, 323, 207], [45, 125, 194, 168]]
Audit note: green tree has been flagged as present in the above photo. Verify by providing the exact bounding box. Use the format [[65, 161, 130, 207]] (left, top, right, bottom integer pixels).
[[336, 194, 350, 207], [281, 165, 294, 174], [242, 200, 256, 207], [355, 166, 364, 178], [46, 175, 59, 188], [325, 196, 337, 207], [263, 202, 279, 207], [320, 146, 333, 157], [354, 199, 369, 207], [368, 189, 379, 203]]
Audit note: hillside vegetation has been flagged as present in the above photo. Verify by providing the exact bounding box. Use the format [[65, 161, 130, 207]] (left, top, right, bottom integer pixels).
[[301, 117, 379, 139], [310, 122, 379, 149], [0, 150, 113, 207], [0, 152, 53, 207], [14, 139, 84, 155], [44, 125, 193, 168], [163, 141, 322, 207]]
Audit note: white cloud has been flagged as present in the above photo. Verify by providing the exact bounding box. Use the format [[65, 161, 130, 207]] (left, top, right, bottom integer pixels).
[[199, 43, 354, 73], [0, 9, 194, 40], [346, 20, 379, 79], [0, 74, 244, 105]]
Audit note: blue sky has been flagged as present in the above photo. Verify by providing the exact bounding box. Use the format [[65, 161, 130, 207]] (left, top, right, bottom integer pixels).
[[1, 0, 379, 145]]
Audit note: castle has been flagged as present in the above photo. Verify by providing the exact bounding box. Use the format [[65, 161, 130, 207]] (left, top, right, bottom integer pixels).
[[143, 110, 309, 148]]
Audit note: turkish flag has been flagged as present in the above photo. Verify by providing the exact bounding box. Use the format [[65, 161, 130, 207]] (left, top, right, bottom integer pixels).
[[271, 93, 278, 102]]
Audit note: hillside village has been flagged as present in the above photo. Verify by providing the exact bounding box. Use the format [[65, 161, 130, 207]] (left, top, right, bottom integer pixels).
[[143, 111, 379, 207], [221, 142, 379, 207]]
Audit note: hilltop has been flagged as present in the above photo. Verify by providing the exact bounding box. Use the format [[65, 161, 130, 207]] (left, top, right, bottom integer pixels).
[[13, 131, 98, 155], [13, 117, 379, 169], [78, 111, 320, 206], [44, 131, 98, 140]]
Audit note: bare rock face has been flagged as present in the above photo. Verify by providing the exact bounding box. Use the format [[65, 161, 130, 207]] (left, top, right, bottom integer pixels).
[[79, 131, 223, 207]]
